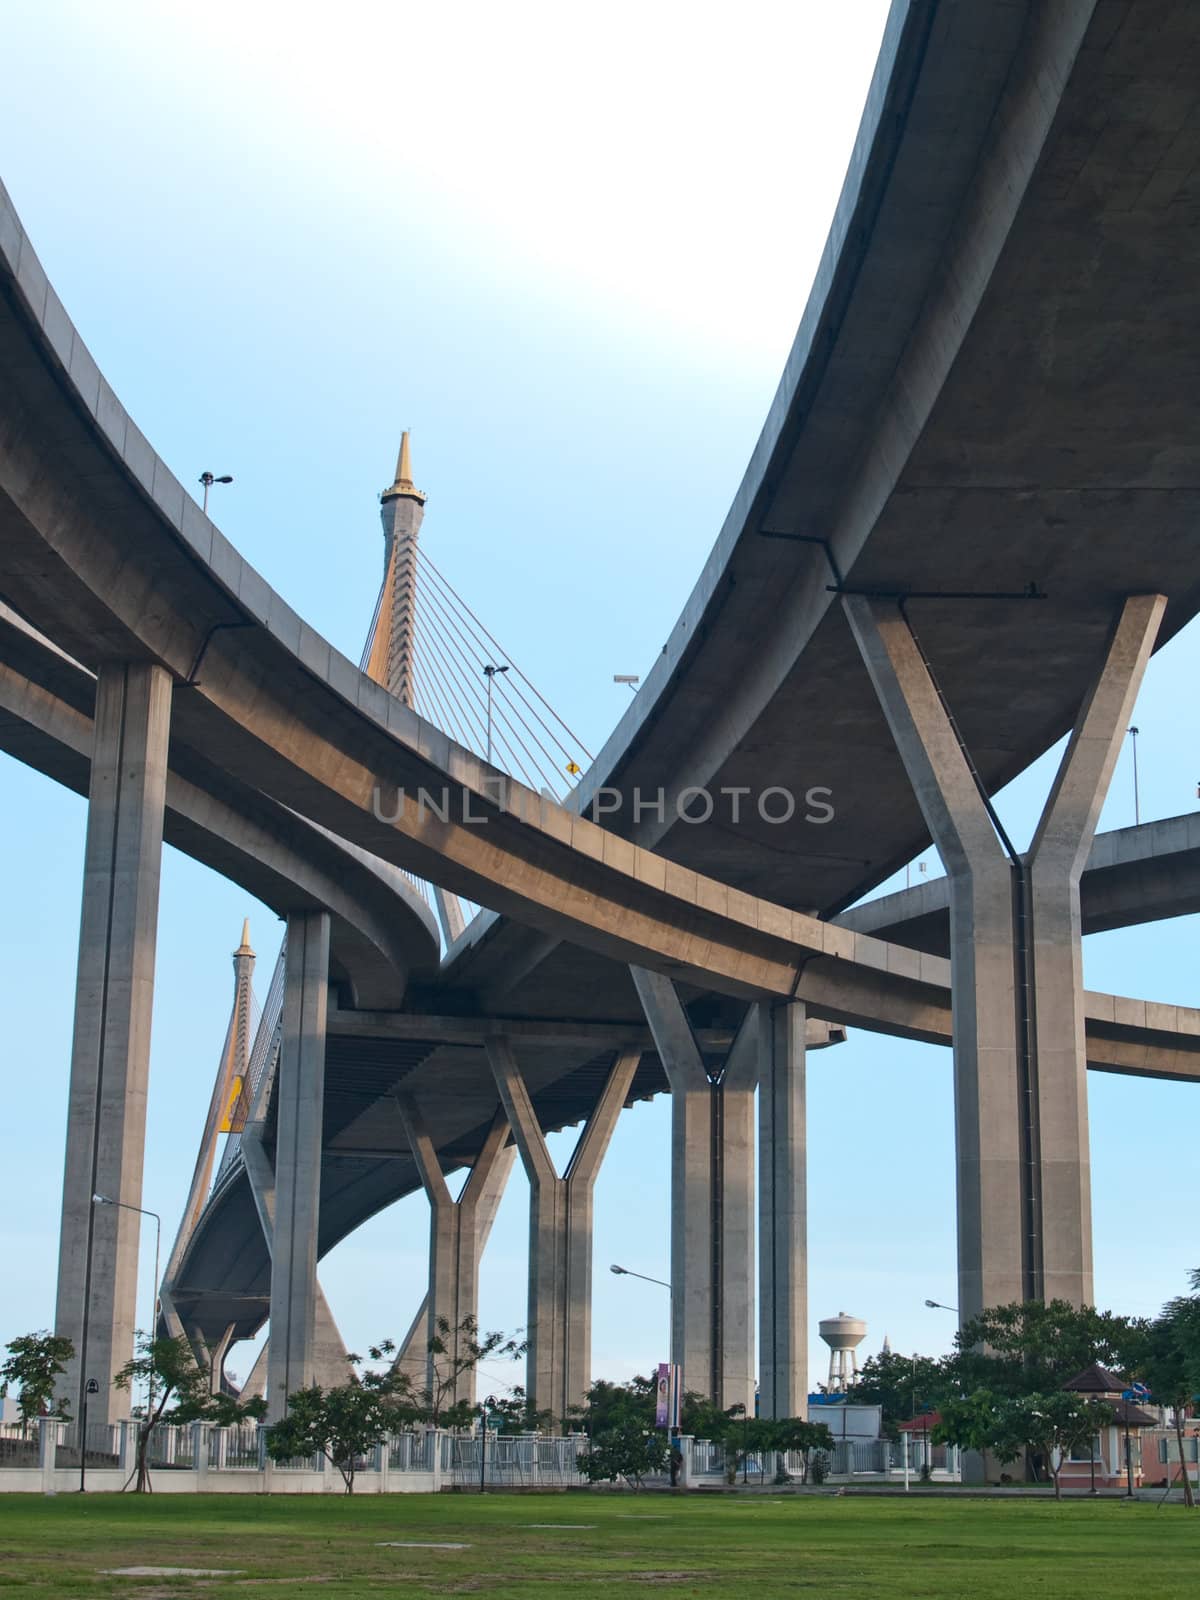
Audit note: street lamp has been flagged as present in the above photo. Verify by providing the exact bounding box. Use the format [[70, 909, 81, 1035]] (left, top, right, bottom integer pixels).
[[79, 1377, 100, 1493], [924, 1299, 958, 1314], [198, 471, 233, 514], [479, 1394, 496, 1494], [1127, 725, 1141, 825], [92, 1195, 161, 1420], [610, 1265, 675, 1426], [482, 664, 509, 764]]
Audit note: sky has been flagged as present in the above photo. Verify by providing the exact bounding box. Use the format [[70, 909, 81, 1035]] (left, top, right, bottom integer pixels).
[[0, 0, 1196, 1401]]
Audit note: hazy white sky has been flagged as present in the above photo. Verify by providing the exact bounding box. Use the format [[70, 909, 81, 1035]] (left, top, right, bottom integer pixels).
[[83, 0, 889, 353], [1, 0, 1196, 1398]]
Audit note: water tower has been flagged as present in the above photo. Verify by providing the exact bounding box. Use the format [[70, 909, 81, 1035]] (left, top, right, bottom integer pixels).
[[819, 1312, 867, 1392]]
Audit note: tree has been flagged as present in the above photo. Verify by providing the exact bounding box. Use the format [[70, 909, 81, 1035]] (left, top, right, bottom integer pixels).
[[266, 1370, 400, 1494], [946, 1300, 1148, 1399], [391, 1317, 526, 1428], [267, 1319, 526, 1493], [847, 1350, 944, 1439], [935, 1388, 1112, 1497], [571, 1376, 669, 1490], [1136, 1268, 1200, 1509], [0, 1331, 74, 1425], [679, 1393, 738, 1444], [483, 1386, 555, 1435], [993, 1393, 1114, 1500], [932, 1390, 1005, 1481], [767, 1417, 834, 1483], [569, 1375, 657, 1437], [114, 1333, 265, 1492], [578, 1420, 670, 1489]]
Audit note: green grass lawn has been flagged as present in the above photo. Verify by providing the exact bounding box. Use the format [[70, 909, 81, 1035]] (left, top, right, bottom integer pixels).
[[0, 1491, 1195, 1598]]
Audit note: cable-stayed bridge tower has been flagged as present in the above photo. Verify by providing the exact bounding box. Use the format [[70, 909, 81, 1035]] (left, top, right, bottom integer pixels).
[[369, 431, 424, 708]]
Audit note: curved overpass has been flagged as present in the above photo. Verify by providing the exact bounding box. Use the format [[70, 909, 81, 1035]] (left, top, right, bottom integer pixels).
[[0, 602, 440, 1005], [5, 4, 1200, 1008], [3, 584, 1198, 1349]]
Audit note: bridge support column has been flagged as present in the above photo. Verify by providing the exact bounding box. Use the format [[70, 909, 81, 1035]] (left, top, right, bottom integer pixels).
[[757, 1000, 807, 1420], [264, 910, 331, 1419], [1025, 594, 1166, 1303], [391, 1141, 513, 1388], [631, 969, 756, 1412], [55, 662, 172, 1425], [396, 1102, 515, 1409], [487, 1040, 639, 1422], [844, 594, 1164, 1323]]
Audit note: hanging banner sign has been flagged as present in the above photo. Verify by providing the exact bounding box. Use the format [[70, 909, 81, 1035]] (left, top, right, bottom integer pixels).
[[655, 1363, 681, 1429]]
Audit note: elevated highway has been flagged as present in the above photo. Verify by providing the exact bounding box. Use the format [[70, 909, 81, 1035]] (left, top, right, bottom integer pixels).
[[2, 588, 1197, 1357]]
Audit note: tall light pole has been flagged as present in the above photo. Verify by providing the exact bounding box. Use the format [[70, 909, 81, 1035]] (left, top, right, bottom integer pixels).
[[483, 663, 508, 764], [92, 1195, 161, 1419], [923, 1299, 958, 1314], [610, 1264, 675, 1423], [1128, 725, 1141, 824], [198, 471, 233, 514]]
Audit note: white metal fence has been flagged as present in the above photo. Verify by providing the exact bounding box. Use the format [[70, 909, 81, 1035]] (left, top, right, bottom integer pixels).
[[683, 1436, 962, 1484], [447, 1433, 587, 1488], [0, 1420, 961, 1493]]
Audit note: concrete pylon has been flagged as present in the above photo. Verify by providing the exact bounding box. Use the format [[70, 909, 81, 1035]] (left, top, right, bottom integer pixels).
[[367, 434, 464, 948], [235, 1287, 347, 1404], [257, 910, 333, 1419], [55, 662, 172, 1425], [161, 919, 258, 1349], [1025, 594, 1166, 1304], [395, 1101, 516, 1409], [630, 969, 757, 1412], [487, 1040, 640, 1422], [844, 593, 1165, 1322], [374, 430, 426, 711], [757, 1000, 807, 1420], [392, 1139, 514, 1384]]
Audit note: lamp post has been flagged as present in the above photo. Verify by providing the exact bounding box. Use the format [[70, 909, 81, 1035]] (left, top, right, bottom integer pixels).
[[78, 1376, 100, 1493], [483, 664, 509, 764], [911, 1353, 919, 1424], [198, 471, 233, 514], [1127, 726, 1141, 824], [610, 1265, 675, 1422], [480, 1395, 496, 1494], [92, 1195, 161, 1421], [923, 1299, 958, 1314]]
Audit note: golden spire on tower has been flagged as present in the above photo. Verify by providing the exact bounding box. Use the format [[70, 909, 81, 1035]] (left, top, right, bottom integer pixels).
[[381, 429, 426, 504]]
